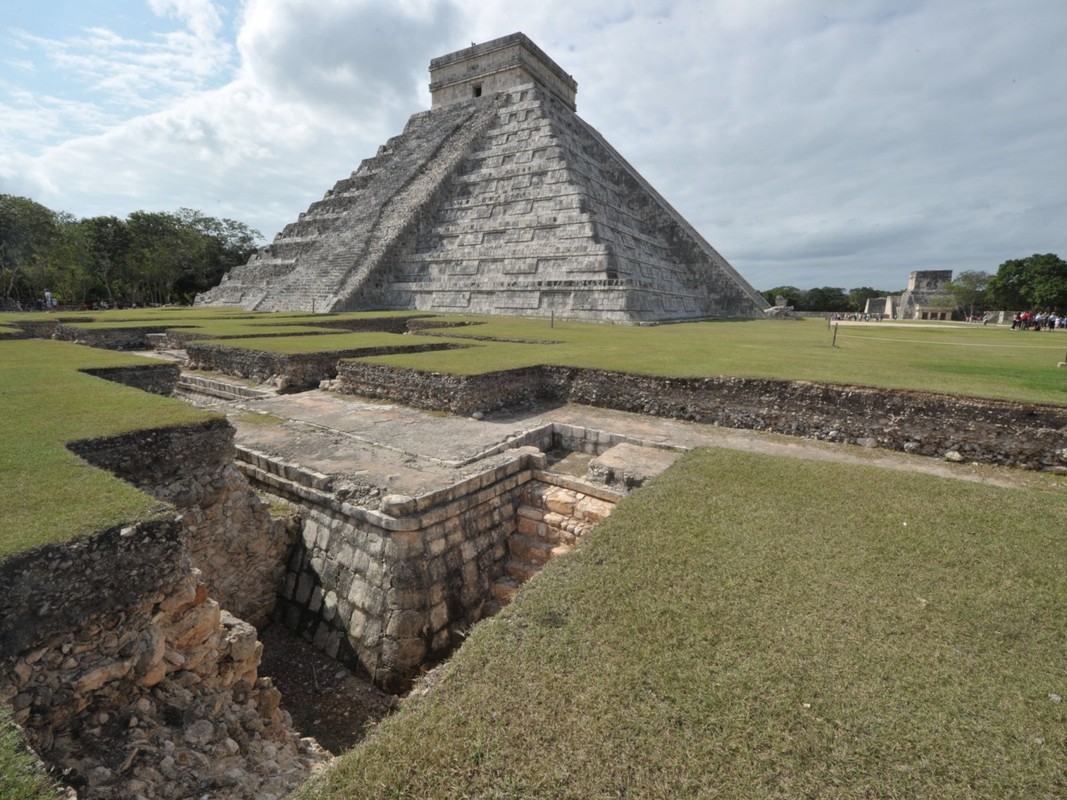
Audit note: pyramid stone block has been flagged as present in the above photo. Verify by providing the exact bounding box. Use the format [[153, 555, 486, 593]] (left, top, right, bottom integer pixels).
[[196, 33, 769, 322]]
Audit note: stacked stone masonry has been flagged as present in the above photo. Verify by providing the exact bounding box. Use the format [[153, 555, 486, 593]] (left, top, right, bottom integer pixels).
[[237, 438, 622, 691], [184, 340, 459, 392], [0, 520, 327, 799], [492, 482, 616, 604], [67, 418, 294, 628], [256, 448, 543, 691], [334, 362, 1067, 472]]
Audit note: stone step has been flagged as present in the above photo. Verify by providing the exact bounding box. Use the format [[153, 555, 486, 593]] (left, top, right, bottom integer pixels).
[[491, 576, 520, 603], [177, 374, 273, 401], [507, 533, 554, 566], [505, 559, 540, 584], [515, 507, 567, 545]]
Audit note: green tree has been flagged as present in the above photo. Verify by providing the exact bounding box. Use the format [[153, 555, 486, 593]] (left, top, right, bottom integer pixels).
[[946, 270, 990, 319], [846, 286, 889, 313], [45, 213, 96, 307], [761, 285, 803, 308], [125, 211, 209, 305], [0, 194, 60, 304], [801, 286, 849, 312], [82, 215, 131, 304], [988, 253, 1067, 311]]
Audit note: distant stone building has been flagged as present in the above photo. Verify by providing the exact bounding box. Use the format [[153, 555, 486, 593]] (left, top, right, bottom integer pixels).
[[196, 33, 768, 323], [862, 296, 895, 317], [862, 270, 954, 320], [898, 270, 953, 320]]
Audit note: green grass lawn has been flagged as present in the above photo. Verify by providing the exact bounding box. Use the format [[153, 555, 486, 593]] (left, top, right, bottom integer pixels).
[[345, 317, 1067, 406], [0, 339, 215, 558], [0, 709, 60, 800], [194, 330, 448, 354], [298, 448, 1067, 800]]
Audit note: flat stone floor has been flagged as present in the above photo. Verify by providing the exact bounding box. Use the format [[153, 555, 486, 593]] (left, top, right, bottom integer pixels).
[[216, 388, 1063, 499]]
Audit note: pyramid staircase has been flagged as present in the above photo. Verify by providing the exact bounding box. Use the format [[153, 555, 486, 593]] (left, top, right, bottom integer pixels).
[[197, 96, 507, 313], [490, 480, 616, 606], [197, 32, 769, 322]]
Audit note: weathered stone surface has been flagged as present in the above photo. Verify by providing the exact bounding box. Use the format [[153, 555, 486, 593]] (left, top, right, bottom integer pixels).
[[334, 363, 1067, 471], [588, 442, 683, 489], [196, 33, 768, 323], [0, 520, 329, 799], [68, 418, 296, 626]]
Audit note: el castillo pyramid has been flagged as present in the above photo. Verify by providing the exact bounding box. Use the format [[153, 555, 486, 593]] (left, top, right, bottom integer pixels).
[[196, 33, 769, 322]]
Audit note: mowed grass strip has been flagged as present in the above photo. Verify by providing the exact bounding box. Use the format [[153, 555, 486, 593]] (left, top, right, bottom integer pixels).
[[196, 330, 461, 355], [0, 339, 216, 558], [0, 708, 62, 800], [351, 316, 1067, 405], [298, 448, 1067, 800]]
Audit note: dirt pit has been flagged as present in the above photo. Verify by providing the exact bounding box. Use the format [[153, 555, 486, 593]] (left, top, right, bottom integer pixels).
[[257, 623, 398, 755]]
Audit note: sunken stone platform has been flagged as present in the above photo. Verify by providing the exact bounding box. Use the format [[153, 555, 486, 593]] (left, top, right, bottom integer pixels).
[[224, 393, 648, 690], [196, 33, 768, 322]]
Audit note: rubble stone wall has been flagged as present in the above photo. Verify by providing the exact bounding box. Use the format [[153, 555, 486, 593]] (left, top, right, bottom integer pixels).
[[0, 519, 326, 799], [54, 325, 176, 351], [67, 418, 293, 627], [335, 361, 564, 414], [80, 363, 180, 396], [335, 363, 1067, 471], [186, 341, 459, 392]]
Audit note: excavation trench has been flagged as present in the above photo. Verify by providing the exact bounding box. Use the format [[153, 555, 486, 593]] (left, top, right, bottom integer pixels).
[[6, 355, 1063, 798]]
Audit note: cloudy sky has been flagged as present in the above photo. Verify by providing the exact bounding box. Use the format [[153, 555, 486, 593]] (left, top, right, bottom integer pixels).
[[1, 0, 1064, 291]]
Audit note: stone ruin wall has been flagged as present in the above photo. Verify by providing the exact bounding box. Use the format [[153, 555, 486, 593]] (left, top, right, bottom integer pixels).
[[236, 428, 625, 692], [79, 363, 180, 397], [67, 417, 294, 628], [54, 324, 176, 351], [335, 362, 1067, 472], [0, 518, 327, 799], [184, 340, 459, 393], [241, 446, 551, 691]]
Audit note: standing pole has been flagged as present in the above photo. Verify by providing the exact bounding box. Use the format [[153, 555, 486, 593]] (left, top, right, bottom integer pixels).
[[832, 323, 839, 348]]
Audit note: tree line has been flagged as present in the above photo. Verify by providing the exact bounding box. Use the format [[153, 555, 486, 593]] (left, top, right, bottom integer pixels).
[[3, 192, 1063, 316], [0, 194, 263, 309], [763, 255, 1067, 317]]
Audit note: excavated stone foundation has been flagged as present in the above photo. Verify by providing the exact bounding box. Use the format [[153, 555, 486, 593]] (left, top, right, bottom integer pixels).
[[244, 437, 622, 692]]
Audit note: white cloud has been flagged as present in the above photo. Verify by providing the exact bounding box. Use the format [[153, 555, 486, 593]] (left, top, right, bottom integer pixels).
[[1, 0, 1065, 290]]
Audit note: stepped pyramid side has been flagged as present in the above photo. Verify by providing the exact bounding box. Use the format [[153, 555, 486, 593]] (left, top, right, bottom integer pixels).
[[353, 81, 767, 320], [195, 96, 508, 312], [197, 33, 768, 322]]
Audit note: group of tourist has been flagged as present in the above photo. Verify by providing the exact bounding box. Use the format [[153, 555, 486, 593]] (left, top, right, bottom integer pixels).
[[829, 312, 887, 322], [1010, 311, 1064, 330]]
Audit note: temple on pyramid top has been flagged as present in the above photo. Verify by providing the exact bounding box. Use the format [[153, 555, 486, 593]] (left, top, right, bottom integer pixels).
[[196, 33, 769, 322], [429, 33, 578, 111]]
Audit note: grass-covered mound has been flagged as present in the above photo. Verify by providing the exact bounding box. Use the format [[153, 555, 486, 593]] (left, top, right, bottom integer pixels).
[[298, 448, 1067, 799], [0, 339, 215, 558], [2, 307, 425, 340], [194, 330, 454, 354], [352, 316, 1067, 406]]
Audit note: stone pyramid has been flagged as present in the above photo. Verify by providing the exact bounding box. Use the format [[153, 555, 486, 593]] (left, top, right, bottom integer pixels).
[[196, 33, 769, 322]]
